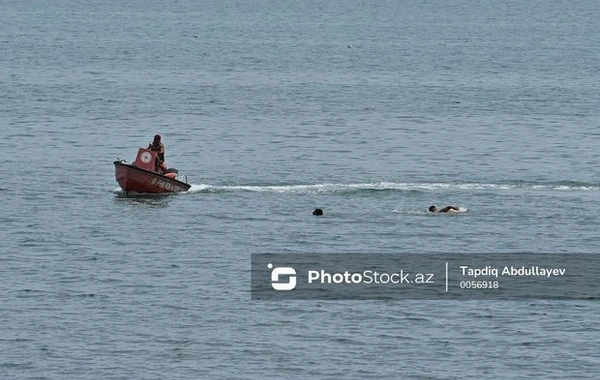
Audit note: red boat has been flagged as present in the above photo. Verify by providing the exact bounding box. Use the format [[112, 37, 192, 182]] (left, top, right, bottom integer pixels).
[[114, 148, 191, 194]]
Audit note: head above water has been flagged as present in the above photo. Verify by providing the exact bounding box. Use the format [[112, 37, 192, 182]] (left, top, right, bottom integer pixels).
[[428, 205, 437, 212], [312, 208, 323, 216]]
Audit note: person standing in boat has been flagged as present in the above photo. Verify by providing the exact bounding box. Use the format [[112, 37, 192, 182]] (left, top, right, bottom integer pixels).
[[148, 134, 167, 173]]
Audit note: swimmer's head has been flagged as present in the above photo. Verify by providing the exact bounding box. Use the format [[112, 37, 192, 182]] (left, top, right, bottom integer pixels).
[[428, 205, 437, 212]]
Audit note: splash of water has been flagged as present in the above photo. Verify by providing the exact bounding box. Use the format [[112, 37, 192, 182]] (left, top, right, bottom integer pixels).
[[185, 181, 599, 194]]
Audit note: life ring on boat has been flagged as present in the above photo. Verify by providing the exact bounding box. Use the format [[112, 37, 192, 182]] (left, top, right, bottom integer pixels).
[[140, 151, 153, 164]]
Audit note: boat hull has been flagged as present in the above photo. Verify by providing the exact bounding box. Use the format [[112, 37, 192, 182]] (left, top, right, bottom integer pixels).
[[114, 161, 190, 194]]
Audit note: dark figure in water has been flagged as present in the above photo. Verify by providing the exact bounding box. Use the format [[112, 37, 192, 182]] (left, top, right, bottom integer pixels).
[[312, 208, 324, 216], [429, 205, 460, 213]]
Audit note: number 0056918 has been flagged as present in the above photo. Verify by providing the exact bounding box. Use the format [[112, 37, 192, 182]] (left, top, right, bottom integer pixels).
[[459, 281, 499, 289]]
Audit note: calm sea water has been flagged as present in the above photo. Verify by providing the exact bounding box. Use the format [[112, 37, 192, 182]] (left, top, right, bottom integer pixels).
[[2, 0, 599, 379]]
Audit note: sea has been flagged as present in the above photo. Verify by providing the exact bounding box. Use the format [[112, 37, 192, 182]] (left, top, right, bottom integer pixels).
[[1, 0, 599, 378]]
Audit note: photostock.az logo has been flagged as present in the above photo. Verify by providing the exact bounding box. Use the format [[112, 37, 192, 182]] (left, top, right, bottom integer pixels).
[[268, 263, 297, 291]]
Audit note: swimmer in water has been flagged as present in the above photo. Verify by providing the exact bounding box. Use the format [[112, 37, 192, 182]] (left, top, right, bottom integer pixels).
[[429, 205, 460, 213]]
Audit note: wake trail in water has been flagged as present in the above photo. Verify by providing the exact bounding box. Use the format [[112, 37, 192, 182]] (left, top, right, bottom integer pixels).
[[187, 181, 600, 195]]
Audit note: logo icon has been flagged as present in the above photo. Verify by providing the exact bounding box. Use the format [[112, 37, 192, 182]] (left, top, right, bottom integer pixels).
[[268, 263, 297, 291], [140, 151, 153, 164]]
